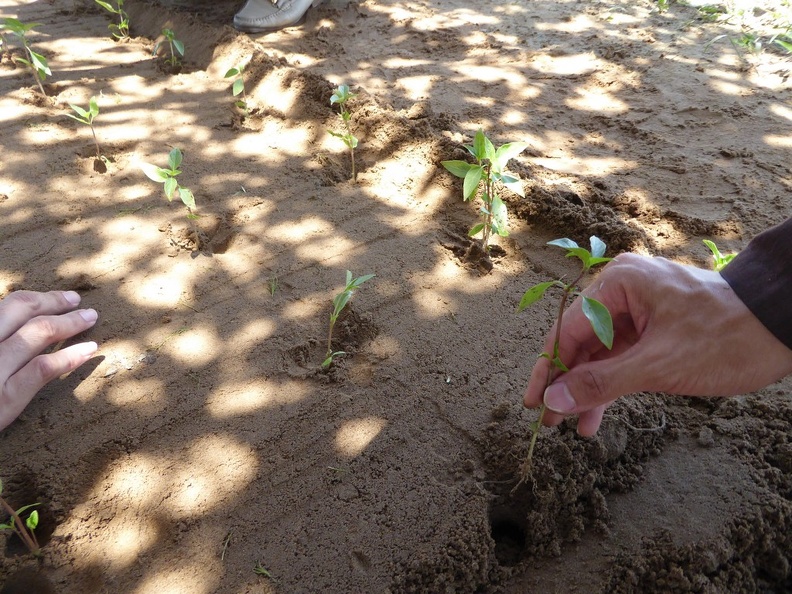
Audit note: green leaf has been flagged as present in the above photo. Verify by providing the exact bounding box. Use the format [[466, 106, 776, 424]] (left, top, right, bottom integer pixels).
[[164, 177, 177, 200], [178, 187, 196, 209], [349, 273, 375, 288], [462, 165, 483, 201], [552, 356, 570, 372], [28, 50, 50, 76], [472, 129, 487, 161], [564, 247, 592, 266], [26, 510, 38, 531], [232, 78, 244, 96], [69, 103, 89, 119], [547, 238, 578, 250], [517, 281, 555, 312], [587, 256, 612, 267], [168, 147, 183, 170], [483, 134, 496, 163], [468, 222, 485, 238], [491, 195, 509, 237], [590, 236, 606, 258], [88, 96, 99, 117], [775, 37, 792, 53], [224, 67, 240, 78], [441, 160, 473, 179], [173, 39, 184, 56], [493, 141, 528, 172], [582, 296, 613, 349], [140, 162, 170, 182], [501, 174, 525, 198], [332, 291, 352, 317]]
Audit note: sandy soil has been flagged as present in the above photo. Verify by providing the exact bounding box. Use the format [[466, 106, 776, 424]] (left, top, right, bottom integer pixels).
[[1, 0, 791, 592]]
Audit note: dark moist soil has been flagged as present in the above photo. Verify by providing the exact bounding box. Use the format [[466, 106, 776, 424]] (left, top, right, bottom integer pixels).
[[1, 0, 791, 592]]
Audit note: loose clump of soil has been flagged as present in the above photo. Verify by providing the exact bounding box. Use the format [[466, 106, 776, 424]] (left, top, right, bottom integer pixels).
[[1, 0, 791, 592]]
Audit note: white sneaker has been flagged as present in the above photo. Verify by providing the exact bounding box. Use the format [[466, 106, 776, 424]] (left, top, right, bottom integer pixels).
[[233, 0, 325, 33]]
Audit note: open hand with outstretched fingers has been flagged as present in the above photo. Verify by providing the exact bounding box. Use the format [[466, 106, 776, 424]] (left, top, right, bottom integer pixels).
[[524, 254, 792, 436], [0, 290, 98, 430]]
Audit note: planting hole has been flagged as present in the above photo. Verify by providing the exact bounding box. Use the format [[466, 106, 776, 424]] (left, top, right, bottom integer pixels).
[[489, 505, 526, 567]]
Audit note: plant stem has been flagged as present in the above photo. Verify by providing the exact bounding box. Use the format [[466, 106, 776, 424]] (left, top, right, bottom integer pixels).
[[514, 270, 585, 492], [91, 125, 100, 158], [0, 496, 39, 555], [481, 163, 493, 249], [326, 315, 337, 359], [343, 114, 356, 182]]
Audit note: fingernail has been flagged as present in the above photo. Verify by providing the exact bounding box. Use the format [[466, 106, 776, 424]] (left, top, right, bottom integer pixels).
[[544, 382, 576, 414], [63, 291, 81, 306], [75, 341, 98, 356], [79, 308, 98, 323]]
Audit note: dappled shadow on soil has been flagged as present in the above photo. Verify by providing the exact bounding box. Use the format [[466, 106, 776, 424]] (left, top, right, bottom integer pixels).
[[0, 0, 791, 592]]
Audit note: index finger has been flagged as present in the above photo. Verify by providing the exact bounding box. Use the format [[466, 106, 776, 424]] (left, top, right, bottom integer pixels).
[[0, 291, 82, 341]]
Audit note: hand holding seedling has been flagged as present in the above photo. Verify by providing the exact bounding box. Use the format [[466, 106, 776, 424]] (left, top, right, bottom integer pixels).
[[523, 253, 792, 437], [0, 290, 98, 431]]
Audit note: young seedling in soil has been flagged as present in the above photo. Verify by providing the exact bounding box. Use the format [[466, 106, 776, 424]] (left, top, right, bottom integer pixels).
[[322, 270, 374, 369], [224, 63, 249, 116], [153, 28, 184, 70], [1, 18, 51, 97], [67, 96, 103, 160], [703, 239, 736, 271], [93, 0, 130, 40], [329, 84, 359, 182], [140, 148, 197, 218], [0, 479, 40, 556], [441, 130, 527, 252], [514, 236, 614, 488]]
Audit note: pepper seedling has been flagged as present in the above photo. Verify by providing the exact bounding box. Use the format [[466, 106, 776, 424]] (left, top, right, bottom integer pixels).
[[67, 96, 102, 160], [1, 18, 51, 97], [153, 28, 184, 69], [515, 236, 614, 488], [224, 63, 249, 116], [703, 239, 736, 271], [441, 130, 527, 251], [93, 0, 130, 40], [140, 148, 197, 218], [0, 478, 40, 556], [329, 84, 359, 182], [322, 271, 374, 369]]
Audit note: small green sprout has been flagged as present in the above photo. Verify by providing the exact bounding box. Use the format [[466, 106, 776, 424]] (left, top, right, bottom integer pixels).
[[267, 276, 279, 296], [253, 561, 274, 578], [153, 28, 184, 69], [1, 18, 51, 97], [224, 63, 249, 115], [329, 84, 359, 182], [514, 236, 614, 487], [441, 130, 527, 252], [703, 239, 737, 271], [93, 0, 130, 40], [140, 148, 197, 217], [67, 96, 102, 159], [322, 271, 374, 369], [0, 478, 41, 556]]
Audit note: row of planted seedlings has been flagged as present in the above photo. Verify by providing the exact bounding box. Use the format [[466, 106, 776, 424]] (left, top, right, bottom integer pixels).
[[0, 3, 739, 567]]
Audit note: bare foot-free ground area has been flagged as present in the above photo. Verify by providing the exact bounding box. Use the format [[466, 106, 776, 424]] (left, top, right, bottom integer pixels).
[[1, 0, 792, 592]]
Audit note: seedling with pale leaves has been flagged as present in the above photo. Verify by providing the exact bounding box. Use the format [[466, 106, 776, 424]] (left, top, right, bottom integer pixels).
[[1, 18, 51, 97], [703, 239, 736, 271], [93, 0, 130, 40], [67, 96, 102, 159], [153, 28, 184, 68], [514, 236, 614, 488], [329, 84, 359, 182], [441, 130, 527, 251], [224, 63, 249, 115], [140, 148, 197, 217], [0, 478, 40, 556], [322, 271, 374, 369]]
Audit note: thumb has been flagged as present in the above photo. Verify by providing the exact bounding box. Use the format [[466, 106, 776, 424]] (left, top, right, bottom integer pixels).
[[543, 356, 639, 415]]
